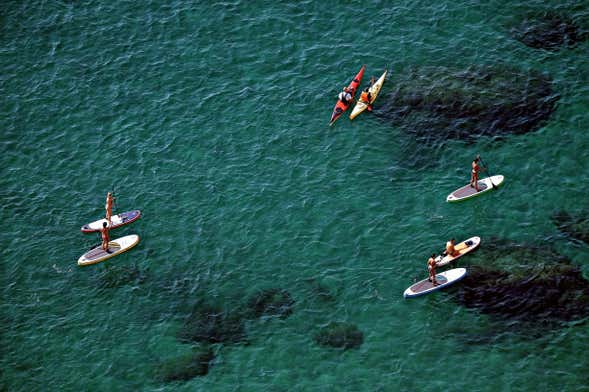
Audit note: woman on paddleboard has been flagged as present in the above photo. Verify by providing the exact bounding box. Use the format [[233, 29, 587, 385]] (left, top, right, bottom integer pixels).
[[427, 254, 438, 286], [105, 192, 115, 226], [101, 221, 111, 253], [470, 157, 482, 192]]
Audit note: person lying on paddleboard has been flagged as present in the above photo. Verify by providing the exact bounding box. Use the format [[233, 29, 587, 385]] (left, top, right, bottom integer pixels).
[[443, 238, 460, 257], [427, 253, 438, 286], [101, 221, 111, 253], [105, 192, 115, 226], [470, 156, 486, 192], [338, 86, 353, 105]]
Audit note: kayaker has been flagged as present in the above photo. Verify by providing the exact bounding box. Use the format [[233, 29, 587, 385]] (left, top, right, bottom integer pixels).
[[101, 221, 111, 253], [427, 253, 438, 286], [444, 238, 459, 257], [105, 192, 115, 226], [470, 156, 483, 192], [360, 76, 376, 109], [338, 87, 353, 105]]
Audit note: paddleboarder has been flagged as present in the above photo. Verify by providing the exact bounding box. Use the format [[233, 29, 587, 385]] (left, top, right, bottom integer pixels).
[[470, 156, 483, 192], [444, 238, 460, 257], [105, 192, 115, 226], [100, 222, 111, 253], [427, 254, 438, 286]]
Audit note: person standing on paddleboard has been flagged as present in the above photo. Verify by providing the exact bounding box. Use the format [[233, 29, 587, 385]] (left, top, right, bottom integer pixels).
[[101, 222, 111, 253], [427, 254, 438, 286], [470, 157, 483, 192], [105, 192, 115, 226]]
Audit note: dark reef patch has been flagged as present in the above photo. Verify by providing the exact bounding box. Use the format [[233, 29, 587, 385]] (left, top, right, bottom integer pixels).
[[452, 239, 589, 325], [314, 322, 364, 350], [378, 66, 559, 146], [155, 346, 214, 382], [510, 11, 588, 51], [552, 210, 589, 245], [246, 288, 295, 319], [177, 303, 247, 345]]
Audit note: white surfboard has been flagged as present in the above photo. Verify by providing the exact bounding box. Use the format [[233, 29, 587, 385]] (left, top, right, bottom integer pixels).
[[435, 236, 480, 267], [446, 175, 504, 202], [77, 234, 140, 266], [403, 268, 467, 298]]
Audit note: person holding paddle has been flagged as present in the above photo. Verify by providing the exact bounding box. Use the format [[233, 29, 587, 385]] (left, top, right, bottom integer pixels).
[[105, 192, 115, 226], [470, 156, 484, 192], [427, 254, 438, 286], [338, 86, 353, 105]]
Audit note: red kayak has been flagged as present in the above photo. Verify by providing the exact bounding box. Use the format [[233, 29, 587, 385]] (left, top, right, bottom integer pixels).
[[329, 65, 366, 126]]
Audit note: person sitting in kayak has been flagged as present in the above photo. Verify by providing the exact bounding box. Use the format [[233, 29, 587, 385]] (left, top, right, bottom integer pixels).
[[359, 76, 376, 109], [105, 192, 115, 226], [101, 221, 111, 253], [338, 87, 353, 105], [470, 156, 483, 192], [427, 253, 438, 286], [443, 238, 460, 257]]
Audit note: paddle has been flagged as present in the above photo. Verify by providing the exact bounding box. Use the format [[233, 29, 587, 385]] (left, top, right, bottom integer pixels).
[[477, 155, 497, 190]]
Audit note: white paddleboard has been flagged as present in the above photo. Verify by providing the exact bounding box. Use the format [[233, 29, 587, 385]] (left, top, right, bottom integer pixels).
[[446, 175, 504, 202], [435, 236, 480, 267], [77, 234, 140, 266], [81, 210, 141, 233], [403, 268, 467, 298]]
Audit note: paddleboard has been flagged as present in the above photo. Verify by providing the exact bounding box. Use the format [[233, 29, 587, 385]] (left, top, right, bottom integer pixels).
[[349, 69, 387, 120], [77, 234, 140, 266], [446, 175, 504, 202], [403, 268, 467, 298], [81, 210, 141, 233], [329, 65, 365, 126], [435, 236, 480, 267]]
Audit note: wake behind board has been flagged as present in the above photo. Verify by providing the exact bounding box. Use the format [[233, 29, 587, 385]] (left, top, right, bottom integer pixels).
[[403, 268, 467, 298], [435, 236, 480, 267], [446, 175, 504, 202], [77, 234, 140, 266], [81, 210, 141, 233]]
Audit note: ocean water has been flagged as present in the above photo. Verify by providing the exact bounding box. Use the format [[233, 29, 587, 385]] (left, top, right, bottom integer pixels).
[[2, 0, 589, 391]]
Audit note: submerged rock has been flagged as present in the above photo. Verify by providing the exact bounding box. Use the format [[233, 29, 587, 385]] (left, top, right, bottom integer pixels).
[[510, 11, 587, 50], [452, 239, 589, 324], [455, 265, 589, 323], [177, 303, 247, 345], [314, 322, 364, 350], [552, 210, 589, 244], [155, 346, 214, 382], [246, 288, 295, 319], [379, 66, 559, 146]]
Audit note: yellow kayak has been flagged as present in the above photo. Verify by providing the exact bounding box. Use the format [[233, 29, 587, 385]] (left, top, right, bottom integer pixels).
[[349, 69, 387, 120]]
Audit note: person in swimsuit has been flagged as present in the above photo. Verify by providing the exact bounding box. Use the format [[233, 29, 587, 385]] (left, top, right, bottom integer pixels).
[[338, 87, 353, 105], [105, 192, 115, 226], [444, 238, 459, 257], [470, 157, 482, 192], [427, 253, 438, 286], [101, 221, 111, 253]]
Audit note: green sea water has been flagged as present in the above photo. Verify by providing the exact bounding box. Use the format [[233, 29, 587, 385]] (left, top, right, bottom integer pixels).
[[2, 0, 589, 391]]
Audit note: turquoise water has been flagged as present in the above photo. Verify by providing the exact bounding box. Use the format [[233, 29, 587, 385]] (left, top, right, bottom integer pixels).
[[2, 0, 589, 390]]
